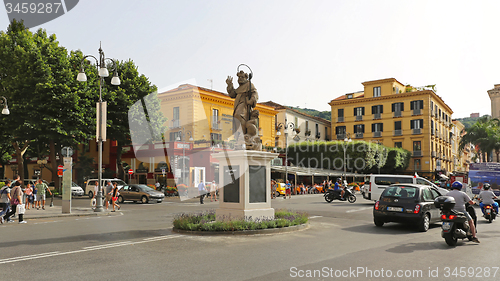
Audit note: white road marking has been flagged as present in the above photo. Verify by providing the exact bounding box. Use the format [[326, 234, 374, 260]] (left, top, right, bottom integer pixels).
[[0, 235, 183, 265], [309, 216, 323, 219], [346, 207, 373, 213]]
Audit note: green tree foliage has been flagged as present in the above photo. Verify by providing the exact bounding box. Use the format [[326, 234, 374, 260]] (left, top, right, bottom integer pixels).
[[289, 106, 331, 121], [459, 116, 500, 162], [287, 141, 411, 174]]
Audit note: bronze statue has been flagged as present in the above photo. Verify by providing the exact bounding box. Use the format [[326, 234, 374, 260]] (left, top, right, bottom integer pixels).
[[226, 67, 261, 150]]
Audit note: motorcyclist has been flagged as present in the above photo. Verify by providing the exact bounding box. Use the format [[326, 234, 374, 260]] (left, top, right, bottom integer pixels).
[[446, 181, 480, 243], [478, 183, 499, 216], [334, 178, 345, 200]]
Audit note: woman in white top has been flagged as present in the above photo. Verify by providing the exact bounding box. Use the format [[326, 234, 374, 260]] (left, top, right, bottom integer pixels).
[[210, 181, 218, 202]]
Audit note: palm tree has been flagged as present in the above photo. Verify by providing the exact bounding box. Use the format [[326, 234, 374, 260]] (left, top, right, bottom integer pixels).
[[459, 116, 500, 162]]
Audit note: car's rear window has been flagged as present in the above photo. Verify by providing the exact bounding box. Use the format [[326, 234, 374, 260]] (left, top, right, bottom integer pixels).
[[375, 177, 413, 186], [381, 186, 418, 198]]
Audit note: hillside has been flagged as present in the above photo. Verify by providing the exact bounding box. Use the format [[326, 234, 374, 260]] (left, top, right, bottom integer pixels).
[[455, 115, 490, 129], [289, 106, 331, 121]]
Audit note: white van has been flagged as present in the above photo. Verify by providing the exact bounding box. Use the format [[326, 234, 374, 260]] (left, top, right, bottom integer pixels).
[[363, 174, 444, 201], [85, 178, 126, 198]]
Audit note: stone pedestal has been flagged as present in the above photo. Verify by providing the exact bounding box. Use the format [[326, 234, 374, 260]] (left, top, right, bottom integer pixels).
[[213, 150, 278, 221]]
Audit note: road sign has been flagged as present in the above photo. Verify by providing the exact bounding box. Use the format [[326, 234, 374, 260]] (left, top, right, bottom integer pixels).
[[58, 165, 64, 171], [162, 168, 166, 175], [128, 169, 133, 175], [57, 170, 63, 176]]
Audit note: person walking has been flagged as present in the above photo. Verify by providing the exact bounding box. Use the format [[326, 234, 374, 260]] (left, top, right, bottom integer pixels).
[[105, 181, 113, 210], [110, 182, 121, 212], [285, 180, 291, 199], [271, 180, 277, 199], [0, 180, 12, 224], [3, 181, 24, 223], [198, 181, 207, 204], [210, 180, 218, 202], [35, 179, 52, 210], [24, 183, 33, 210]]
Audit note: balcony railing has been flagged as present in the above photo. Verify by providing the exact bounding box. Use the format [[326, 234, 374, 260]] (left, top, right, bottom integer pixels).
[[355, 132, 363, 139], [171, 119, 180, 128], [412, 128, 422, 135], [336, 134, 346, 140], [413, 151, 422, 157], [393, 111, 402, 118], [373, 131, 382, 138], [211, 116, 221, 130], [393, 130, 402, 136], [355, 115, 363, 121], [337, 116, 344, 123], [414, 165, 422, 171], [373, 113, 381, 120], [412, 108, 422, 116]]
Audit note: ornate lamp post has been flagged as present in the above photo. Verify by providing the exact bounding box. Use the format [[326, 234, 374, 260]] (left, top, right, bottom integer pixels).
[[343, 132, 352, 183], [1, 96, 9, 115], [176, 128, 193, 185], [77, 43, 120, 212], [276, 118, 295, 189]]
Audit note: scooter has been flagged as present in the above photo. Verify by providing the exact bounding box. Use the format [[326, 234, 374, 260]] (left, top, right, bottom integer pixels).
[[324, 188, 356, 203], [483, 204, 497, 223], [435, 196, 473, 246]]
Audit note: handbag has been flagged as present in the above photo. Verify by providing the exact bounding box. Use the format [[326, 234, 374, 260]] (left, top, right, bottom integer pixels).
[[91, 198, 96, 207], [17, 204, 25, 214], [10, 198, 19, 205]]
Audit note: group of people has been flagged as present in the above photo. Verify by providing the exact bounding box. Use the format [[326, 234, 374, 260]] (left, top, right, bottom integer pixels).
[[0, 176, 52, 224], [92, 181, 121, 212], [197, 180, 218, 204]]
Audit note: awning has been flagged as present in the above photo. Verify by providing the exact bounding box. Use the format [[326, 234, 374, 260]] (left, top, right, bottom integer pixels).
[[271, 166, 366, 178]]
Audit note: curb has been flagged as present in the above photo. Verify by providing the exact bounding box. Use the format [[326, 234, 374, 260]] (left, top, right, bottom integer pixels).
[[172, 222, 309, 236], [25, 212, 119, 220]]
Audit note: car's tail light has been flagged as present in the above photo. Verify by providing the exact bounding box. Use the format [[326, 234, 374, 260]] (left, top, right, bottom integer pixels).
[[374, 201, 380, 210], [441, 214, 446, 220], [413, 204, 421, 214]]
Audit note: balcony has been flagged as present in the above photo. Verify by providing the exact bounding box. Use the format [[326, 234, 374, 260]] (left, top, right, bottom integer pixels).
[[412, 128, 422, 135], [171, 119, 180, 129], [373, 131, 382, 138], [413, 151, 422, 157], [211, 116, 222, 130], [414, 165, 422, 171], [412, 108, 422, 116], [373, 113, 381, 120], [431, 151, 436, 158], [355, 132, 363, 139], [355, 115, 363, 121], [393, 111, 402, 118], [336, 134, 346, 140], [337, 116, 344, 123], [393, 130, 402, 136]]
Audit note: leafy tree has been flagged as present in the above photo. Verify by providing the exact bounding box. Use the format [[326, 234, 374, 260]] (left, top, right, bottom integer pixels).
[[459, 116, 500, 162]]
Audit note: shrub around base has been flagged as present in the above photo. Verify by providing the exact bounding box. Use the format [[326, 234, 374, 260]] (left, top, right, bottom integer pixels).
[[173, 209, 308, 231]]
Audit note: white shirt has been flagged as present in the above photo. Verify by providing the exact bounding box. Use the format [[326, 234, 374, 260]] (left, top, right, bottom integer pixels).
[[479, 190, 497, 205]]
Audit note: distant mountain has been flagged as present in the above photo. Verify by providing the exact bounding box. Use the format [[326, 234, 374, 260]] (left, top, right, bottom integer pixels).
[[289, 106, 331, 121], [455, 115, 490, 129]]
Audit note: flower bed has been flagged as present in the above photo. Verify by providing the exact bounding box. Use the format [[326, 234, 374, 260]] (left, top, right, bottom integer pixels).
[[173, 209, 308, 232]]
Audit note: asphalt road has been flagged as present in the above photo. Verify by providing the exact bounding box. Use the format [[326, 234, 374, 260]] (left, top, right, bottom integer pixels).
[[1, 194, 500, 281]]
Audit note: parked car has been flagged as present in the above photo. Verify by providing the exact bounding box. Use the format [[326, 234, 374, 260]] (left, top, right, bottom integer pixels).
[[85, 179, 126, 198], [48, 181, 84, 196], [373, 183, 444, 232], [117, 184, 165, 204]]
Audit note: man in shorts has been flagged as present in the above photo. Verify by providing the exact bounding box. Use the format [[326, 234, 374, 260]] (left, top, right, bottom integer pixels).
[[105, 181, 114, 210], [35, 179, 52, 210]]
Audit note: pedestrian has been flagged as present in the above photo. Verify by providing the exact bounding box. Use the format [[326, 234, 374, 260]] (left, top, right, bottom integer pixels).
[[198, 181, 207, 204], [210, 180, 218, 202], [111, 182, 121, 212], [271, 180, 277, 199], [0, 180, 12, 223], [105, 181, 113, 210], [24, 183, 33, 210], [285, 180, 291, 199], [155, 181, 161, 191], [35, 179, 52, 210], [3, 181, 25, 223]]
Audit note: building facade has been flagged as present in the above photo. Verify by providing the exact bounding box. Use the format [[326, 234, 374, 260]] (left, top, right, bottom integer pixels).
[[329, 78, 454, 178], [488, 84, 500, 119]]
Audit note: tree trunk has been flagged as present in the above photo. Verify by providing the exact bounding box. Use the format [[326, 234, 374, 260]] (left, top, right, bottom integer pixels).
[[12, 141, 29, 186], [49, 140, 60, 193]]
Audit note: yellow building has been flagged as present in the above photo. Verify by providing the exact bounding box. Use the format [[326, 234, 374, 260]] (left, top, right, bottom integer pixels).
[[329, 78, 454, 179]]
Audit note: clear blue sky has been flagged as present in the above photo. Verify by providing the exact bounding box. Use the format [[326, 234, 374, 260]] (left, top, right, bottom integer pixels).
[[1, 0, 498, 118]]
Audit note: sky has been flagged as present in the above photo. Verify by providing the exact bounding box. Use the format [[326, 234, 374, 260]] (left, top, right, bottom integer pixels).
[[1, 0, 499, 118]]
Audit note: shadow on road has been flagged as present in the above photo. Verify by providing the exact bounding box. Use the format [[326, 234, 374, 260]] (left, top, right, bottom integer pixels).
[[341, 222, 441, 235]]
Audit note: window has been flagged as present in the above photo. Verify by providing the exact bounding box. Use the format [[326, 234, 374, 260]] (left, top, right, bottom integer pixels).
[[211, 108, 220, 130], [294, 117, 299, 129], [394, 142, 402, 148], [410, 119, 424, 129], [414, 159, 421, 170], [338, 108, 344, 117], [410, 100, 424, 110], [170, 131, 181, 141], [354, 107, 364, 116], [372, 105, 383, 114], [422, 188, 434, 201], [372, 123, 383, 132], [347, 94, 353, 99], [413, 141, 421, 152], [431, 120, 434, 134], [172, 107, 180, 128], [392, 102, 404, 112], [354, 124, 365, 138], [315, 123, 319, 137], [394, 121, 402, 136], [373, 86, 381, 97], [336, 126, 346, 139]]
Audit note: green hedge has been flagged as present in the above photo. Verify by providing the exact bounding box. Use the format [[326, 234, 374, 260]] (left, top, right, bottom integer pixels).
[[173, 209, 308, 231]]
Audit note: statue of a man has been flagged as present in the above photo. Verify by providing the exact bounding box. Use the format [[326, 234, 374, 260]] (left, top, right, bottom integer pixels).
[[226, 70, 258, 137]]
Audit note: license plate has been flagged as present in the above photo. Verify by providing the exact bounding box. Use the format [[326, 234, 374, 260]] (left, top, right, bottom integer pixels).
[[157, 200, 162, 203], [387, 206, 403, 212], [486, 209, 491, 214], [442, 222, 451, 231]]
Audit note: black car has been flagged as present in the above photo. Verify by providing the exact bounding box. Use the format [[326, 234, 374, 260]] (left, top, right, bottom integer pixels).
[[373, 184, 443, 232]]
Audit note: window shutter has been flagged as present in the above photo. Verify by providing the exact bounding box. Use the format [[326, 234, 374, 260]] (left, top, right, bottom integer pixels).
[[371, 123, 375, 132], [419, 119, 424, 128], [338, 108, 343, 117], [400, 103, 404, 111], [362, 107, 365, 115], [372, 106, 376, 114], [380, 123, 384, 132], [380, 105, 383, 114], [392, 103, 395, 112], [395, 121, 401, 130], [361, 125, 365, 133], [410, 101, 414, 110], [410, 120, 415, 129], [354, 108, 357, 116], [419, 100, 424, 109], [353, 125, 357, 133]]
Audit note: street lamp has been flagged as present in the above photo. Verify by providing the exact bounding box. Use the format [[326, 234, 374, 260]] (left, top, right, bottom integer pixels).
[[77, 43, 120, 212], [176, 128, 193, 185], [343, 132, 352, 183], [1, 96, 9, 115], [276, 118, 295, 191]]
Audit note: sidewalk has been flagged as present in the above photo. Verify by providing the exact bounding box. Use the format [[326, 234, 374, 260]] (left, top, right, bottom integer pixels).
[[15, 205, 118, 220]]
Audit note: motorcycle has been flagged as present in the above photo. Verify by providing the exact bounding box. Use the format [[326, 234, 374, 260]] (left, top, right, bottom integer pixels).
[[324, 188, 356, 203], [483, 204, 497, 223], [435, 196, 473, 246]]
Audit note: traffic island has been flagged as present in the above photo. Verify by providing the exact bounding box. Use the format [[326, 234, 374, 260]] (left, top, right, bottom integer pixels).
[[172, 209, 309, 235]]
